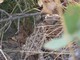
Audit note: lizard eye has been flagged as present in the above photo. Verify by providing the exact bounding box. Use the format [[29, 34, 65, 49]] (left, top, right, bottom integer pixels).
[[43, 0, 50, 3], [44, 1, 48, 3]]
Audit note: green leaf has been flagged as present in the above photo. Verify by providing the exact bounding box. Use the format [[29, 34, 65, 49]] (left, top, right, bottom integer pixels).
[[75, 31, 80, 46], [44, 34, 73, 51], [64, 4, 80, 34]]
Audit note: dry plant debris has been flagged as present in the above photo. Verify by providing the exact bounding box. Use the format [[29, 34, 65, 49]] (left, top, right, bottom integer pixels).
[[0, 0, 80, 60]]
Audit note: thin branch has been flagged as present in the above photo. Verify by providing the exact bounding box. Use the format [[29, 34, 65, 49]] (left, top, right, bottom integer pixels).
[[0, 12, 41, 22], [3, 49, 72, 54], [0, 49, 8, 60], [0, 9, 10, 17]]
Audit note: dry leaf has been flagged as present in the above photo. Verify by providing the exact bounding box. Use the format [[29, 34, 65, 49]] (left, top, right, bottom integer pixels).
[[41, 0, 56, 14], [38, 0, 43, 7], [0, 0, 4, 3], [11, 25, 27, 46]]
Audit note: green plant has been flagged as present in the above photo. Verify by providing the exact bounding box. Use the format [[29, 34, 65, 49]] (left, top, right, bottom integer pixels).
[[0, 0, 38, 13], [44, 3, 80, 51], [0, 0, 39, 40]]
